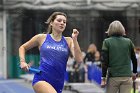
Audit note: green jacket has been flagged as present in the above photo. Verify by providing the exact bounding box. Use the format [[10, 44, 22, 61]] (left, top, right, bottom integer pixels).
[[102, 36, 137, 77]]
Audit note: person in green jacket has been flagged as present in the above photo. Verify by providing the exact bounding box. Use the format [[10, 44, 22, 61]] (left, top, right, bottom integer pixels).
[[101, 20, 137, 93]]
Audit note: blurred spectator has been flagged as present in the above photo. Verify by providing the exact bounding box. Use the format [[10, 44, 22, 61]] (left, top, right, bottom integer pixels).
[[66, 53, 74, 82], [135, 47, 140, 73], [66, 51, 86, 83], [84, 43, 98, 64], [84, 43, 100, 82], [66, 54, 74, 72], [72, 51, 86, 82], [94, 50, 101, 68], [72, 61, 80, 82], [78, 51, 86, 82]]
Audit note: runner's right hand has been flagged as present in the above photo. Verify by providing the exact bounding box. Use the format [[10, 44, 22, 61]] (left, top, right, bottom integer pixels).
[[20, 61, 30, 72]]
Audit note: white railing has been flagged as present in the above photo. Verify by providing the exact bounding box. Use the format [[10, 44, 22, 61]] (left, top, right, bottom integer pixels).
[[4, 0, 140, 4]]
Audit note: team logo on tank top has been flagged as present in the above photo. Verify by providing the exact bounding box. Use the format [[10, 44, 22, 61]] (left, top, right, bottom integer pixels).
[[46, 44, 68, 52]]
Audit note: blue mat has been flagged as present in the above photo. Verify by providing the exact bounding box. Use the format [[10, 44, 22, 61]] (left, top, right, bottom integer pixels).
[[87, 64, 102, 84]]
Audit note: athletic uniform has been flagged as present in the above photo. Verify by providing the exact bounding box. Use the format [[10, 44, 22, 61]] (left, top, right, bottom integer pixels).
[[32, 34, 70, 93]]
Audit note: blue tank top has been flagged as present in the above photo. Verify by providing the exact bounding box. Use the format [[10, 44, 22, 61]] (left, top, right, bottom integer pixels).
[[39, 34, 70, 81]]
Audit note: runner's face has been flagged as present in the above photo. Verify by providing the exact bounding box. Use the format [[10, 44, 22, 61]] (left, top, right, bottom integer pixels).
[[51, 15, 66, 33]]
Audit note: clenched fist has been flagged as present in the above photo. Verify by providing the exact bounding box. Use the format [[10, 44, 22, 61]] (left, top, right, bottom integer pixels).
[[72, 29, 79, 39]]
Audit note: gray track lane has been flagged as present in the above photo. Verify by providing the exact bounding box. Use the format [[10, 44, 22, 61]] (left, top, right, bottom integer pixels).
[[0, 79, 34, 93], [0, 79, 104, 93], [0, 79, 73, 93]]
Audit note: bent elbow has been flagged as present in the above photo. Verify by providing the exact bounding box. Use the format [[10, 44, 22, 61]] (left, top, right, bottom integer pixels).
[[19, 45, 26, 52], [19, 46, 22, 52]]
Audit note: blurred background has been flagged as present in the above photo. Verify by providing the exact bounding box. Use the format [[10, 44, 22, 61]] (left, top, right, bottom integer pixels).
[[0, 0, 140, 93]]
